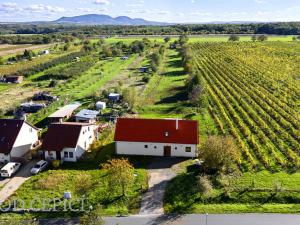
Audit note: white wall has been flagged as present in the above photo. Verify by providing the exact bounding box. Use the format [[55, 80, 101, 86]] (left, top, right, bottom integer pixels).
[[8, 122, 38, 160], [44, 125, 97, 163], [116, 141, 197, 158], [45, 151, 57, 161], [0, 153, 10, 163]]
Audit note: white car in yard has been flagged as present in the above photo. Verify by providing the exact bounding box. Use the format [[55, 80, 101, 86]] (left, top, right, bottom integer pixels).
[[30, 160, 48, 175], [0, 162, 21, 178]]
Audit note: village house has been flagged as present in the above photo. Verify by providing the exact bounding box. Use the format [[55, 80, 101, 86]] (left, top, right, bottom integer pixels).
[[0, 119, 39, 163], [114, 118, 199, 158], [75, 109, 99, 123], [42, 122, 98, 162], [48, 102, 81, 123]]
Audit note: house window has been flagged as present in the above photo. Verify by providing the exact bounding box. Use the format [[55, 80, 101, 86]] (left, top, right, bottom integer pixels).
[[69, 152, 74, 158], [64, 152, 68, 158], [144, 145, 148, 149], [185, 147, 192, 153], [154, 146, 157, 149], [88, 127, 90, 131], [174, 147, 178, 150], [29, 128, 33, 133]]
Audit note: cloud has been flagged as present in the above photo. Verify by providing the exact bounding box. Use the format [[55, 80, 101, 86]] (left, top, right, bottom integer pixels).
[[24, 5, 66, 14], [254, 0, 267, 3], [156, 10, 170, 15], [190, 11, 212, 16], [93, 0, 110, 5], [0, 2, 21, 12]]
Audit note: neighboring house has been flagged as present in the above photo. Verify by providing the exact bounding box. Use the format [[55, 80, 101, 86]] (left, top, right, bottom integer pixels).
[[108, 93, 120, 102], [96, 101, 106, 110], [75, 109, 99, 123], [42, 122, 98, 162], [48, 102, 81, 123], [5, 76, 24, 84], [114, 118, 199, 158], [0, 119, 39, 163]]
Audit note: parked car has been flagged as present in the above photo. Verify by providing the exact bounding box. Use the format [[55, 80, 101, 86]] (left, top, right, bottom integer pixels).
[[30, 160, 48, 175], [0, 162, 21, 178]]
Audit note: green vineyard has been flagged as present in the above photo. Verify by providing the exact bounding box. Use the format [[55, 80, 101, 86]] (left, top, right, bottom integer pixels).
[[191, 42, 300, 171]]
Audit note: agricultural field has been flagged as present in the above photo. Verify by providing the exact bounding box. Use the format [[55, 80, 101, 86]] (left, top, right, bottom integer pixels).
[[190, 41, 300, 171]]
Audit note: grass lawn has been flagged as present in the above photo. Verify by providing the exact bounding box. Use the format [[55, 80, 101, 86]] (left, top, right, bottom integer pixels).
[[139, 48, 217, 141]]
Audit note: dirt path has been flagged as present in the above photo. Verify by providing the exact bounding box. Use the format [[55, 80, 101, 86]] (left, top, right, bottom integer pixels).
[[139, 158, 182, 215], [0, 44, 54, 57]]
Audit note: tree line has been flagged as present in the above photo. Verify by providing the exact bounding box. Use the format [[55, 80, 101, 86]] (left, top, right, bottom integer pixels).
[[1, 22, 300, 36]]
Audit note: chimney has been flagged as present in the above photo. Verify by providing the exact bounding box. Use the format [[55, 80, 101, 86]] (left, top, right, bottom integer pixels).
[[176, 118, 179, 130]]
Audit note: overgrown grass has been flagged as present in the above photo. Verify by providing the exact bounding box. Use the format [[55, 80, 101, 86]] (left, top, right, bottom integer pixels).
[[164, 169, 300, 214]]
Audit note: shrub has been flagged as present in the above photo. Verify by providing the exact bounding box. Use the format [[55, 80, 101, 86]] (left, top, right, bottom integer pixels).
[[199, 136, 241, 174], [52, 160, 61, 169], [75, 173, 93, 195], [196, 175, 213, 195]]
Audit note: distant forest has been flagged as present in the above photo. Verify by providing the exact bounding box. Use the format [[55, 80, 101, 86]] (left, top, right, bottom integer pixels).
[[0, 22, 300, 37]]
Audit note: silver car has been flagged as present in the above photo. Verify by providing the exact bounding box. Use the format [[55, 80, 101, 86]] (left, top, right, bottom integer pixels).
[[30, 160, 48, 175]]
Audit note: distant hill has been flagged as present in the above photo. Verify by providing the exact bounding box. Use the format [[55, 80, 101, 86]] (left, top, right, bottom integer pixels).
[[54, 14, 169, 25]]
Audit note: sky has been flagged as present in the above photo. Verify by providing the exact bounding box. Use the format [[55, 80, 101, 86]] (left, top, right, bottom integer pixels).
[[0, 0, 299, 23]]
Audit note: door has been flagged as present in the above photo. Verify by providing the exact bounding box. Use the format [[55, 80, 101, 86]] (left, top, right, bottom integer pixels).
[[56, 151, 61, 160], [164, 146, 171, 157]]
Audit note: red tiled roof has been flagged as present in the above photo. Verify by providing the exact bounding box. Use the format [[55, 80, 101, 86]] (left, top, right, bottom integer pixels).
[[42, 123, 88, 152], [114, 118, 199, 145], [0, 119, 38, 154]]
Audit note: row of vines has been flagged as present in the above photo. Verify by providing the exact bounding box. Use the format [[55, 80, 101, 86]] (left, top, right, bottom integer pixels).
[[189, 42, 300, 172]]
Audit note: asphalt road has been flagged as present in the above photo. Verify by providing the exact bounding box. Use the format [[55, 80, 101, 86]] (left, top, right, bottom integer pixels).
[[37, 214, 300, 225]]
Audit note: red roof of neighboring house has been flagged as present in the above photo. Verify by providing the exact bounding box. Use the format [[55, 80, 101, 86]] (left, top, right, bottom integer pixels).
[[114, 118, 199, 145], [41, 122, 92, 152], [0, 119, 38, 154]]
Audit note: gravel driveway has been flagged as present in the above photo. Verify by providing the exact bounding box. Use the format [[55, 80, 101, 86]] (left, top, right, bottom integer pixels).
[[0, 160, 36, 204], [139, 158, 183, 215]]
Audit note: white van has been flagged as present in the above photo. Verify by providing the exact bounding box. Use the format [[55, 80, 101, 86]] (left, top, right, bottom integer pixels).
[[0, 162, 21, 178]]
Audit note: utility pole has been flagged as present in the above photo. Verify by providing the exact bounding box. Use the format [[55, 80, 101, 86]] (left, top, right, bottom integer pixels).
[[206, 212, 208, 225]]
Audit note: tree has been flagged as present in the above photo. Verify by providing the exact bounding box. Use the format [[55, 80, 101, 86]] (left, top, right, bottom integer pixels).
[[122, 87, 137, 110], [258, 35, 268, 42], [164, 36, 171, 43], [75, 173, 92, 195], [199, 136, 241, 173], [179, 34, 189, 45], [101, 158, 134, 197], [228, 34, 240, 42], [80, 205, 104, 225], [251, 35, 257, 42], [188, 84, 208, 108]]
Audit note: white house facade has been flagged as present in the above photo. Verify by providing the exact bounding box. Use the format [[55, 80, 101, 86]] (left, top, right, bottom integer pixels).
[[43, 122, 97, 162], [0, 119, 39, 163], [114, 118, 199, 158]]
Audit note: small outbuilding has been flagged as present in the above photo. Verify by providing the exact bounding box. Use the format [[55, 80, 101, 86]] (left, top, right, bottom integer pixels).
[[5, 76, 24, 84], [96, 101, 106, 110], [139, 67, 149, 73], [20, 102, 46, 113], [75, 109, 99, 123], [48, 102, 81, 123], [121, 56, 129, 60], [41, 50, 50, 55], [108, 93, 120, 102]]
